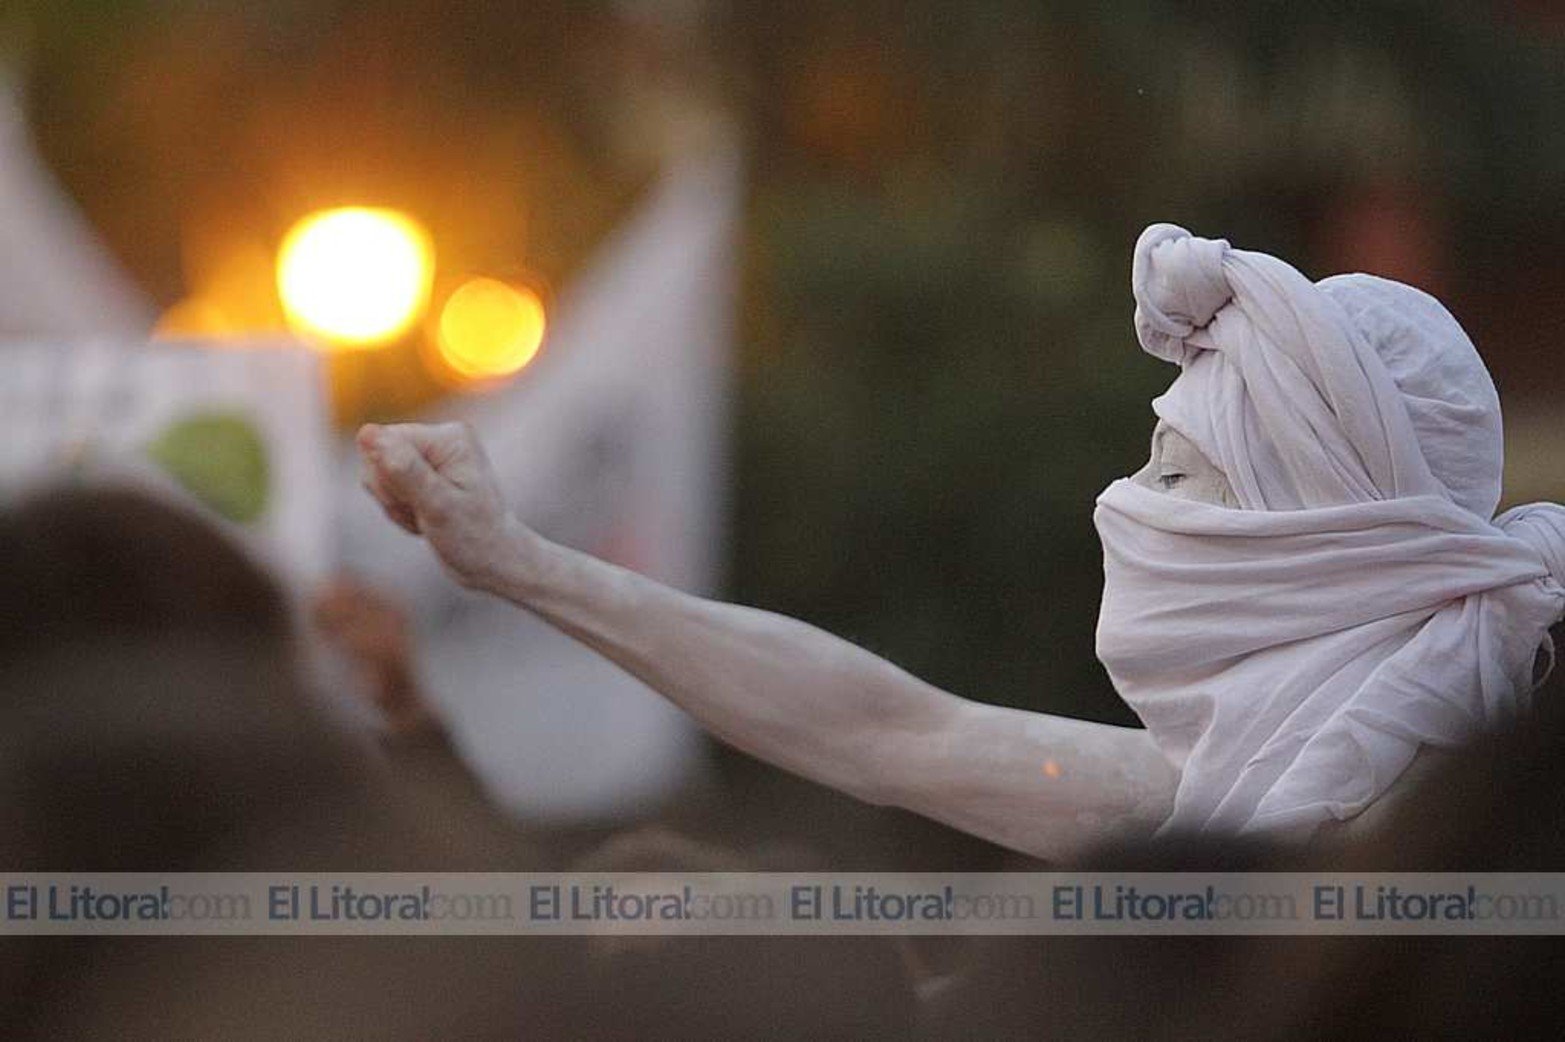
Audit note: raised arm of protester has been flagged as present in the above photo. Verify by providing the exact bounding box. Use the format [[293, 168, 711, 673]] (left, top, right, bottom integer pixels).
[[355, 419, 1176, 861]]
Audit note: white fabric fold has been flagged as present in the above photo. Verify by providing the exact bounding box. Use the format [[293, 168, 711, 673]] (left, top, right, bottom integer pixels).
[[1096, 223, 1565, 839]]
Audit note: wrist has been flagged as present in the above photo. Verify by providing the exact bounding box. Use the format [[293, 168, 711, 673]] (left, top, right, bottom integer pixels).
[[472, 514, 550, 600]]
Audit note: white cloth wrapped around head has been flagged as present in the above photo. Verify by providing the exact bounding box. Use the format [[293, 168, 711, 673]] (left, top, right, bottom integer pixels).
[[1096, 223, 1565, 839]]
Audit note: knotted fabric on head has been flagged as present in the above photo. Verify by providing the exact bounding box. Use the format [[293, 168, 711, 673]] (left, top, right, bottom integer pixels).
[[1095, 222, 1565, 839]]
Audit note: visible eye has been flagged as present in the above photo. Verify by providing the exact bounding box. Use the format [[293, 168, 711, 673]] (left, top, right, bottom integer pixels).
[[1157, 472, 1186, 490]]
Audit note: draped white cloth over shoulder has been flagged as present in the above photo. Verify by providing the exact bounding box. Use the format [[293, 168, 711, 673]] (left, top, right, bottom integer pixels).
[[1094, 222, 1565, 839]]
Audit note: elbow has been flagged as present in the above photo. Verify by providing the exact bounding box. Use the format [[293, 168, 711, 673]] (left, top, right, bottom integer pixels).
[[808, 659, 951, 811], [834, 735, 904, 809], [843, 707, 953, 813], [829, 708, 928, 810]]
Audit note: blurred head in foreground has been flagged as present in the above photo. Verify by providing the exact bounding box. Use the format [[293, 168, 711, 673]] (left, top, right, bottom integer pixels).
[[541, 826, 917, 1041], [0, 485, 357, 866], [0, 485, 544, 1039]]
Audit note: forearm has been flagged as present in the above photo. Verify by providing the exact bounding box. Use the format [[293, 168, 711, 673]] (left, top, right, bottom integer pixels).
[[482, 522, 949, 806]]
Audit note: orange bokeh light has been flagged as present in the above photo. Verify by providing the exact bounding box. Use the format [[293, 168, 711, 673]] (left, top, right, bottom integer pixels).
[[434, 277, 547, 381]]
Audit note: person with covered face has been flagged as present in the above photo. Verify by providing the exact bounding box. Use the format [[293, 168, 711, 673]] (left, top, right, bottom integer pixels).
[[355, 223, 1565, 858]]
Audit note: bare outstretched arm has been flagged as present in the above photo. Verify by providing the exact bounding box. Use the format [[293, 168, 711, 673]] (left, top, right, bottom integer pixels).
[[356, 422, 1177, 861]]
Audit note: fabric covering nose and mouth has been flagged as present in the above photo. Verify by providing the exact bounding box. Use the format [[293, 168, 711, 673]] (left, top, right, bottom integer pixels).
[[1093, 222, 1565, 839]]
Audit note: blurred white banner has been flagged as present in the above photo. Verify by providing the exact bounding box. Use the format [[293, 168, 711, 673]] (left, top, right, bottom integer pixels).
[[0, 75, 153, 337], [338, 146, 741, 822]]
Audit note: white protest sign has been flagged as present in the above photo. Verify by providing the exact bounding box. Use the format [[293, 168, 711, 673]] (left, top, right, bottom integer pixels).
[[0, 339, 334, 586]]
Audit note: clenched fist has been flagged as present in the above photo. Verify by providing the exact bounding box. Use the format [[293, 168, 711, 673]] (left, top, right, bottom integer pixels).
[[356, 422, 536, 592]]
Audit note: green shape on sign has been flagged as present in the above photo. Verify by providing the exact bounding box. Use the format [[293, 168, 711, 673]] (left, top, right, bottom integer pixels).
[[146, 412, 271, 523]]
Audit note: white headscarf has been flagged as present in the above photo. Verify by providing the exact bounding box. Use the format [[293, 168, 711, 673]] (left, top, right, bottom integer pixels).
[[1094, 223, 1565, 839]]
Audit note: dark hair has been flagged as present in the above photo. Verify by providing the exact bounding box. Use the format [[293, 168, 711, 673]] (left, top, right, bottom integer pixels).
[[0, 486, 549, 1039], [0, 484, 292, 659]]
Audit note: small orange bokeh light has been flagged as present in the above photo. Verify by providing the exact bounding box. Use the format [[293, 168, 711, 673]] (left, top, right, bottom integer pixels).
[[434, 277, 547, 382]]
